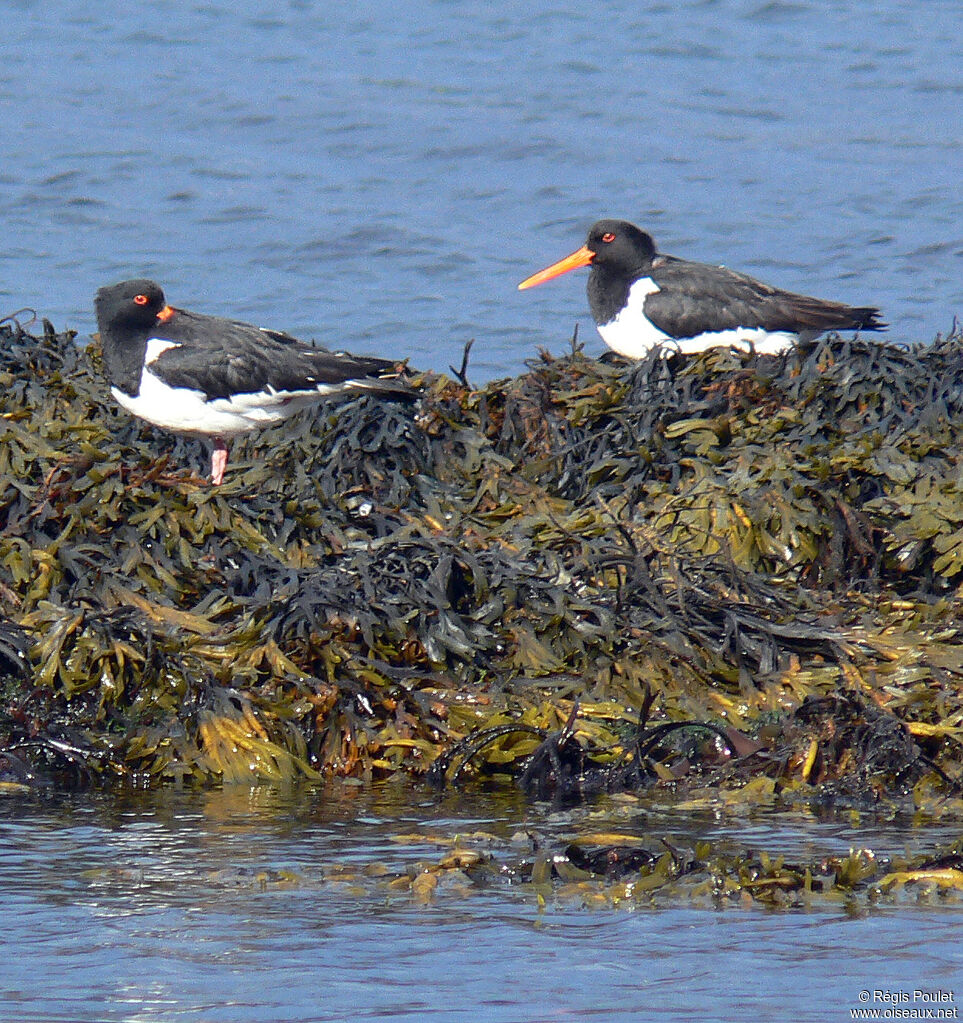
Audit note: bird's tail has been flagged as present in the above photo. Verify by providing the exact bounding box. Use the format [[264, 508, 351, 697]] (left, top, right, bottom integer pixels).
[[850, 307, 887, 331], [349, 357, 418, 401]]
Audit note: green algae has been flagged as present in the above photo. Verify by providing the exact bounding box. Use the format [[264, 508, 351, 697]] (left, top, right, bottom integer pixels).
[[0, 318, 961, 811], [138, 821, 963, 913]]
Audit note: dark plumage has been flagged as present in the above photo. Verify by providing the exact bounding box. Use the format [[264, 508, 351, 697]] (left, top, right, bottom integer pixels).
[[95, 278, 413, 484], [519, 219, 885, 358]]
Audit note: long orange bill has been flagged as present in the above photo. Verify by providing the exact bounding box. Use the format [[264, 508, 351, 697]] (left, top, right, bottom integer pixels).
[[156, 305, 176, 323], [517, 244, 594, 290]]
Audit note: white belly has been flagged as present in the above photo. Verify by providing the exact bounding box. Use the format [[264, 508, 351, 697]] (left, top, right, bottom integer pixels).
[[112, 336, 340, 438], [112, 376, 292, 438], [596, 278, 797, 358]]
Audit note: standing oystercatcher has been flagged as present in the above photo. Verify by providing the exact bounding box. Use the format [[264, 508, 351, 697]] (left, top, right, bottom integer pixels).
[[518, 219, 885, 358], [95, 278, 412, 485]]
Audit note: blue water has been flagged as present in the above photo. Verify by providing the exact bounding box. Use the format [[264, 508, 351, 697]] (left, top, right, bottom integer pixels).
[[2, 786, 962, 1023], [2, 0, 961, 381]]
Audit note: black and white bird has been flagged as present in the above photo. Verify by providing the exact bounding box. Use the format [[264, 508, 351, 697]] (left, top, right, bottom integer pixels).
[[94, 278, 412, 485], [518, 219, 886, 358]]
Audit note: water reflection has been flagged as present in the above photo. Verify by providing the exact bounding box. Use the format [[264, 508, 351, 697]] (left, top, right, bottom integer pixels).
[[1, 784, 961, 1022]]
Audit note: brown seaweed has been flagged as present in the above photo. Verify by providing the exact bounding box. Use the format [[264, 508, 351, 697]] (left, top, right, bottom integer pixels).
[[0, 317, 961, 807]]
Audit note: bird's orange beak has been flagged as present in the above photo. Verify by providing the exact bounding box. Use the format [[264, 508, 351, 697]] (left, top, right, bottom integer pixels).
[[157, 305, 176, 323], [517, 244, 594, 290]]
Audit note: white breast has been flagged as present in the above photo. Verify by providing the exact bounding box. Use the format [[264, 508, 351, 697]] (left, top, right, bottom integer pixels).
[[145, 338, 182, 364], [596, 278, 669, 358]]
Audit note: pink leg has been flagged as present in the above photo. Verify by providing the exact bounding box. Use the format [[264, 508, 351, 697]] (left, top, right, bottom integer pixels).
[[210, 439, 229, 485]]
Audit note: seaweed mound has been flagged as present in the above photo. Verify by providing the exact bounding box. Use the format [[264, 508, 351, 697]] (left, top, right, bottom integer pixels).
[[1, 317, 962, 805]]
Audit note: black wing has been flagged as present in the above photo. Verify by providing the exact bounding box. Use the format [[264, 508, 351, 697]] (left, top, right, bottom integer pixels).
[[646, 256, 885, 338], [148, 309, 408, 400]]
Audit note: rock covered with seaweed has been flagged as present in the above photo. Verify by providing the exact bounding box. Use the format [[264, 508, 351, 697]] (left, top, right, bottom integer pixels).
[[1, 315, 962, 811]]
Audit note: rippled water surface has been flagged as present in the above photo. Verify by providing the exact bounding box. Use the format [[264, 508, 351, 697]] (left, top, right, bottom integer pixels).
[[2, 0, 961, 379], [2, 785, 962, 1023]]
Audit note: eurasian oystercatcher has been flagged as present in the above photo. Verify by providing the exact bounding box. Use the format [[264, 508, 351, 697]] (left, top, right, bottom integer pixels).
[[518, 219, 886, 358], [95, 278, 412, 485]]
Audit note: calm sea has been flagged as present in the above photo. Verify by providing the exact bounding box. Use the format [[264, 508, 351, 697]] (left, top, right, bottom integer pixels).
[[1, 0, 961, 380], [2, 784, 962, 1023]]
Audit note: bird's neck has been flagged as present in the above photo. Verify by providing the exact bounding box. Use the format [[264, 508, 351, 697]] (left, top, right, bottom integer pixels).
[[587, 265, 637, 326], [100, 325, 152, 397]]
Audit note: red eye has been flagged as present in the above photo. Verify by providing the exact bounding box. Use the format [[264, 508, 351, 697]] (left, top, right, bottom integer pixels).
[[601, 232, 616, 243], [133, 294, 149, 306]]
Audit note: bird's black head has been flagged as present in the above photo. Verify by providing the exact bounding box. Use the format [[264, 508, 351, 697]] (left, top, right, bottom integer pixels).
[[94, 279, 169, 334], [518, 218, 659, 292], [585, 220, 658, 274]]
